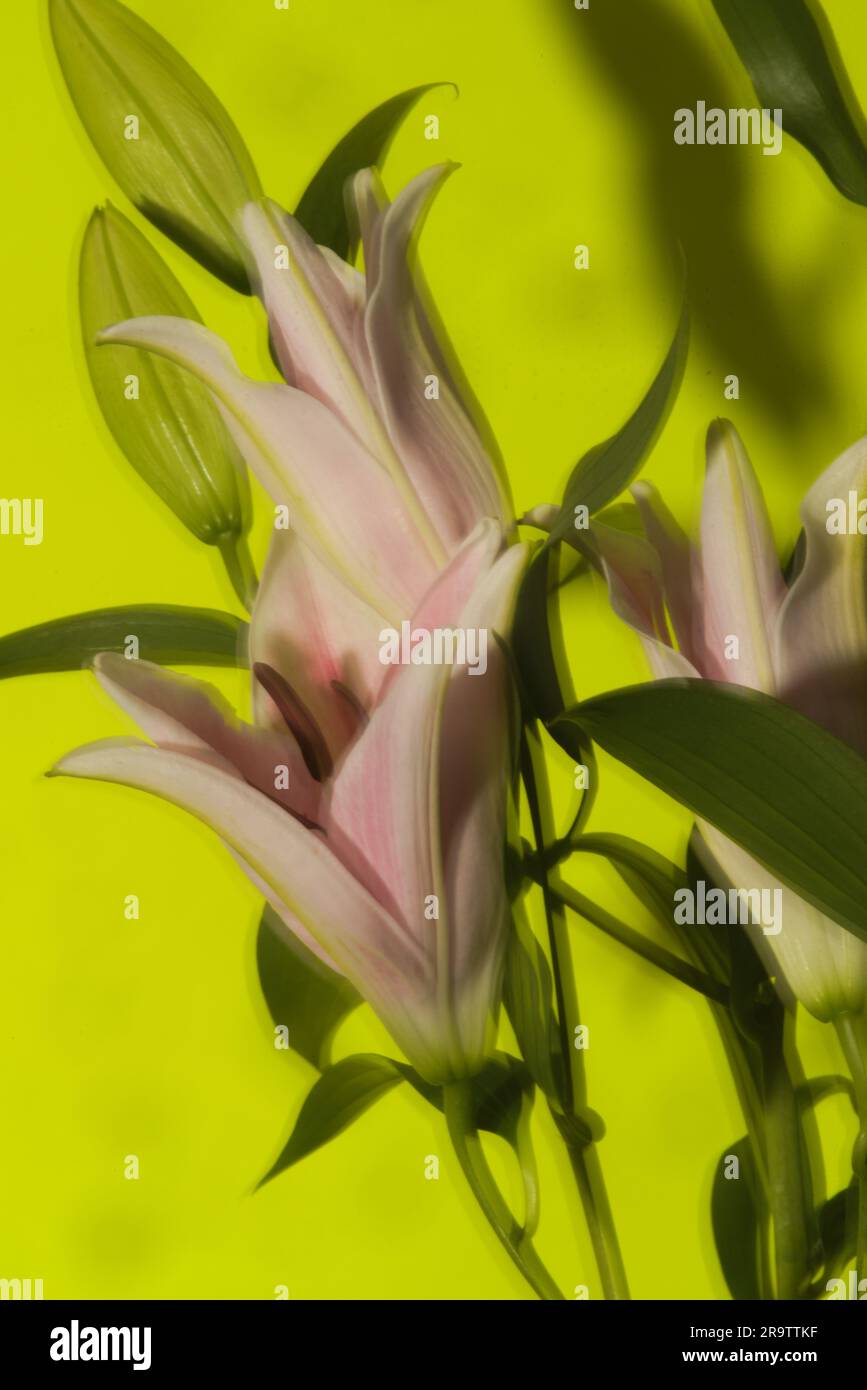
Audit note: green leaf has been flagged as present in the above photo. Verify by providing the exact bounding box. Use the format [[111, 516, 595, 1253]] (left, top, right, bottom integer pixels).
[[502, 912, 559, 1101], [258, 1054, 403, 1185], [512, 546, 596, 796], [548, 304, 688, 540], [295, 84, 453, 259], [558, 679, 867, 944], [0, 606, 247, 677], [50, 0, 261, 290], [711, 1135, 766, 1300], [512, 546, 568, 727], [81, 204, 251, 544], [815, 1184, 857, 1286], [256, 905, 359, 1071], [711, 0, 867, 205]]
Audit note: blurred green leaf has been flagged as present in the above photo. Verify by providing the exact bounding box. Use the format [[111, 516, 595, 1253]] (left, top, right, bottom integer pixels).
[[0, 606, 247, 677], [258, 1055, 403, 1185], [257, 1048, 533, 1190], [711, 0, 867, 205], [712, 1135, 766, 1299], [295, 84, 451, 258], [81, 204, 251, 544], [256, 905, 359, 1072], [50, 0, 261, 289], [502, 921, 559, 1103], [558, 679, 867, 944], [549, 304, 688, 540], [815, 1184, 857, 1287]]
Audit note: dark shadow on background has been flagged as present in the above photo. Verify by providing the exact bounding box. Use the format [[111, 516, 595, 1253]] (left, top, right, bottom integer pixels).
[[548, 0, 841, 433]]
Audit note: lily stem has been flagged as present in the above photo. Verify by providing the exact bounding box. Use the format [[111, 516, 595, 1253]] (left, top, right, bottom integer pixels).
[[520, 727, 630, 1299], [541, 875, 729, 1005], [760, 1033, 811, 1300], [564, 1136, 631, 1301], [834, 1012, 867, 1281], [217, 532, 259, 613], [443, 1080, 565, 1300]]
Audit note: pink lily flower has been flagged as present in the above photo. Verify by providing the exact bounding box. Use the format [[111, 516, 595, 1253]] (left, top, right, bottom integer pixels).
[[53, 523, 529, 1084], [592, 419, 867, 1021], [96, 165, 513, 634]]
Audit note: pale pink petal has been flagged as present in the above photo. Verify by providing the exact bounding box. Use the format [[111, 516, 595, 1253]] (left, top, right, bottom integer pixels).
[[774, 435, 867, 755], [52, 738, 445, 1077], [249, 528, 387, 761], [631, 480, 695, 662], [223, 845, 343, 974], [327, 527, 527, 1074], [93, 652, 320, 824], [349, 168, 388, 288], [695, 420, 785, 691], [240, 200, 379, 446], [593, 519, 699, 679], [327, 522, 509, 924], [363, 165, 510, 550], [97, 317, 439, 620], [434, 541, 528, 1065]]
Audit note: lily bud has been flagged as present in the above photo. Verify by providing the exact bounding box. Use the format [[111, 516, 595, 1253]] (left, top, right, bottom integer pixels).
[[80, 203, 251, 546], [50, 0, 262, 290]]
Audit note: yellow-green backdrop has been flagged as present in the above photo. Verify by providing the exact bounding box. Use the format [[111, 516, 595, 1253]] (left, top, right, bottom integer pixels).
[[2, 0, 864, 1299]]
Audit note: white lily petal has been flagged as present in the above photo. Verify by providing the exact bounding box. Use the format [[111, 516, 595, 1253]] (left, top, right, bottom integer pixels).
[[696, 420, 785, 690], [774, 435, 867, 755], [98, 316, 439, 620], [241, 200, 379, 445], [52, 738, 446, 1078], [698, 822, 867, 1021], [594, 519, 699, 679], [631, 480, 695, 661], [93, 652, 320, 823], [249, 529, 387, 760], [364, 164, 510, 550]]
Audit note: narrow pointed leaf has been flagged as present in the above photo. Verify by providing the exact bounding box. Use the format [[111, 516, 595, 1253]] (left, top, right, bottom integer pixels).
[[0, 606, 247, 677], [711, 1135, 765, 1300], [711, 0, 867, 205], [502, 918, 559, 1101], [258, 1054, 403, 1185], [295, 84, 452, 258], [256, 905, 359, 1072], [558, 679, 867, 943], [549, 305, 688, 539]]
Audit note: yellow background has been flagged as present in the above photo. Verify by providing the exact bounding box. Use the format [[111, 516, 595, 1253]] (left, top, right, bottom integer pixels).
[[1, 0, 863, 1299]]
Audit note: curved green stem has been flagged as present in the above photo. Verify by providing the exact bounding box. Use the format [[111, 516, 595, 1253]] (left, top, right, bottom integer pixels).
[[520, 730, 584, 1110], [443, 1080, 564, 1300], [835, 1012, 867, 1280], [544, 876, 729, 1005], [563, 1134, 631, 1301], [217, 532, 258, 613], [519, 727, 630, 1299]]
